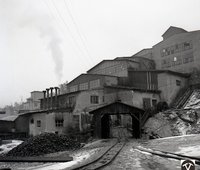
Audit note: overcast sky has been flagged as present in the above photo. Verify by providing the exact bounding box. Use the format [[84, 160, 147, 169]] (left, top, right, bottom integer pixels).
[[0, 0, 200, 107]]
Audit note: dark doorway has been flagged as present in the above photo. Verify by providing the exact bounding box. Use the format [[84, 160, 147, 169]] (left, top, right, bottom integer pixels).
[[101, 114, 110, 138]]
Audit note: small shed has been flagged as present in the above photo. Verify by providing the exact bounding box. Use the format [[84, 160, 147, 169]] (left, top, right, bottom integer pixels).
[[0, 115, 19, 133], [89, 101, 145, 139]]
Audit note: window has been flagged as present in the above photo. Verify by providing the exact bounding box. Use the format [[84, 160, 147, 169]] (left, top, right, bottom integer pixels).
[[183, 41, 192, 50], [183, 52, 194, 64], [37, 120, 41, 127], [161, 58, 171, 68], [143, 98, 151, 110], [176, 80, 181, 86], [161, 41, 192, 57], [90, 79, 100, 89], [69, 85, 78, 92], [90, 95, 99, 104], [152, 99, 157, 109], [30, 118, 34, 124], [161, 48, 170, 57], [55, 120, 64, 127], [170, 46, 175, 54], [68, 96, 75, 106], [171, 56, 182, 66], [79, 82, 88, 90], [55, 113, 64, 127]]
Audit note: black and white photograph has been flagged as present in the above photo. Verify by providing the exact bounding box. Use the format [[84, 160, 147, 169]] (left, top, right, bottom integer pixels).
[[0, 0, 200, 169]]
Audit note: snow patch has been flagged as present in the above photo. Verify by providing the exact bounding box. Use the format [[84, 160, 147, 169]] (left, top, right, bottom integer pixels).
[[27, 148, 99, 170], [177, 145, 200, 157], [0, 140, 23, 155]]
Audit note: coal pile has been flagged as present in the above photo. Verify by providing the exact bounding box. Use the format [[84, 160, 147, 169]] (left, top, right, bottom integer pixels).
[[6, 133, 81, 157]]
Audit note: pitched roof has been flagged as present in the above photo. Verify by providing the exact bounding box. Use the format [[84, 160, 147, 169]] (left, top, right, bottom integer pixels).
[[87, 59, 138, 73], [0, 115, 19, 121], [67, 73, 118, 85], [132, 48, 152, 57], [89, 101, 144, 114], [162, 26, 188, 39]]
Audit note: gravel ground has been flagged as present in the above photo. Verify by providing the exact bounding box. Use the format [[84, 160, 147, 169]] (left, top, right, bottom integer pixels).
[[2, 135, 200, 170], [103, 139, 180, 170], [103, 135, 200, 170]]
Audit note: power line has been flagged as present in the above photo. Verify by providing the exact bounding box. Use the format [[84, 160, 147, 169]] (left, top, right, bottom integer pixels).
[[42, 0, 88, 66], [50, 0, 92, 65], [63, 0, 94, 63]]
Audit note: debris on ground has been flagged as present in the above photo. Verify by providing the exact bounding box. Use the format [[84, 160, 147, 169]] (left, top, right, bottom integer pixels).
[[184, 90, 200, 109], [143, 108, 200, 138], [6, 133, 81, 157]]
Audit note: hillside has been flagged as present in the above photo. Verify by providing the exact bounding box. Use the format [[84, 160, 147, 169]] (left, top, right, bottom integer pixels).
[[144, 90, 200, 138]]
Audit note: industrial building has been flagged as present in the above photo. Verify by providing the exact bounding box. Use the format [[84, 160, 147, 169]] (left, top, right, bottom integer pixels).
[[2, 26, 200, 138], [135, 26, 200, 74]]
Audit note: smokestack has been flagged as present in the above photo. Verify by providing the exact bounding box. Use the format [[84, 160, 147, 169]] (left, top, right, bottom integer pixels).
[[42, 90, 46, 109], [46, 88, 50, 109], [50, 87, 54, 109], [55, 87, 59, 109]]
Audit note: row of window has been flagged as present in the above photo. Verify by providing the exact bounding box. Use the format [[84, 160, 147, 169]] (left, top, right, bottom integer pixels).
[[66, 95, 101, 108], [90, 95, 99, 104], [92, 64, 125, 75], [69, 79, 100, 92], [161, 52, 194, 68], [161, 41, 193, 57], [30, 118, 64, 127]]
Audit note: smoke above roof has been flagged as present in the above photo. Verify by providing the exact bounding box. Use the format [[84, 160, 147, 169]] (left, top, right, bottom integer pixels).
[[0, 0, 63, 82]]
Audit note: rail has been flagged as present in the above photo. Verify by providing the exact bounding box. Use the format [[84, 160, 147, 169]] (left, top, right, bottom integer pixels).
[[72, 126, 128, 170]]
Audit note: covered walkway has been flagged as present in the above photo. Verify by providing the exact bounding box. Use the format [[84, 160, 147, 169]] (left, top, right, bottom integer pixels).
[[90, 101, 145, 138]]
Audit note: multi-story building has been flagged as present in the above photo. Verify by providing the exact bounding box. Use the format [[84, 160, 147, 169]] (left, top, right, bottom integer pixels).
[[136, 26, 200, 74], [22, 91, 43, 112]]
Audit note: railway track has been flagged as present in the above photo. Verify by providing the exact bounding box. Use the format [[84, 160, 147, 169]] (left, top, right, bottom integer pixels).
[[72, 126, 128, 170]]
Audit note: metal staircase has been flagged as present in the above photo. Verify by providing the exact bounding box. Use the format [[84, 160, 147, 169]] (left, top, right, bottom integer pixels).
[[173, 88, 193, 109]]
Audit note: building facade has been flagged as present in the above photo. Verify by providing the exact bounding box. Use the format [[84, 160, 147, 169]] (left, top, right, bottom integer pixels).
[[22, 91, 43, 111], [152, 26, 200, 73]]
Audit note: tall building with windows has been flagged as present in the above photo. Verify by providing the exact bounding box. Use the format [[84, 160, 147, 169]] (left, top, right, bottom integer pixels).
[[152, 26, 200, 73]]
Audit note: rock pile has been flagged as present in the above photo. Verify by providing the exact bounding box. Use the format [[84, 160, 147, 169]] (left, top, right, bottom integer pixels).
[[6, 133, 81, 157], [143, 108, 200, 139]]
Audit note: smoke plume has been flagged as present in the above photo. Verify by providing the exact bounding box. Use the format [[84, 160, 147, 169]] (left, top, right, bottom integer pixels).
[[0, 0, 64, 82]]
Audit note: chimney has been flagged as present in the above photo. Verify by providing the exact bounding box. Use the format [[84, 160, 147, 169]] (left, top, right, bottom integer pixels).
[[50, 87, 54, 109], [42, 90, 46, 109], [55, 87, 59, 109], [58, 87, 60, 94], [46, 88, 50, 109]]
